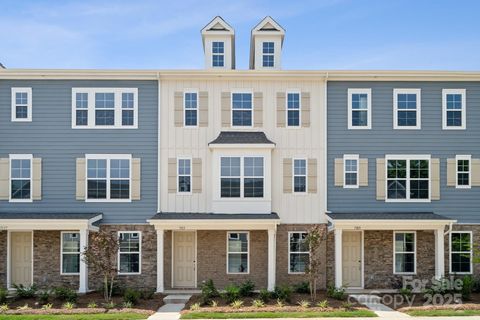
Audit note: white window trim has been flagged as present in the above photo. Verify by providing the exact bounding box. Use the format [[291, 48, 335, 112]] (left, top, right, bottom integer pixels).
[[11, 87, 32, 122], [288, 231, 309, 274], [456, 155, 471, 189], [231, 90, 254, 129], [348, 88, 371, 129], [118, 231, 142, 275], [9, 154, 33, 203], [60, 231, 80, 275], [286, 90, 301, 128], [226, 231, 250, 275], [343, 154, 359, 189], [393, 231, 417, 275], [262, 42, 275, 68], [177, 156, 192, 194], [183, 89, 199, 128], [212, 41, 225, 68], [449, 231, 473, 275], [71, 88, 138, 129], [385, 154, 431, 203], [219, 156, 265, 199], [292, 158, 308, 194], [393, 88, 421, 130], [85, 154, 132, 202], [442, 89, 466, 130]]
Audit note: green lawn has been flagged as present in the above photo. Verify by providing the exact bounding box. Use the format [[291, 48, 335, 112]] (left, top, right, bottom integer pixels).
[[181, 310, 377, 319], [406, 309, 480, 317], [0, 313, 148, 320]]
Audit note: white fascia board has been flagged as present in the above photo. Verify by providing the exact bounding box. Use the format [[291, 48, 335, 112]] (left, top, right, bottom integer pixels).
[[147, 219, 279, 231], [0, 220, 96, 231], [331, 219, 456, 230]]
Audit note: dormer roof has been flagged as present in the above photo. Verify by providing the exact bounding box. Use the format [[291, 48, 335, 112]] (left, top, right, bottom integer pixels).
[[250, 16, 285, 69], [201, 16, 235, 48]]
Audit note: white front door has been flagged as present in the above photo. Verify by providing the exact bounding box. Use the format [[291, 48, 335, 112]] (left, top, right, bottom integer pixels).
[[10, 232, 32, 287], [173, 231, 196, 288], [342, 231, 362, 288]]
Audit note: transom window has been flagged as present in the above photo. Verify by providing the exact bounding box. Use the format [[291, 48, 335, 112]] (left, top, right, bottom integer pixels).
[[393, 89, 421, 129], [348, 89, 371, 129], [232, 93, 253, 127], [86, 155, 131, 201], [11, 88, 32, 122], [443, 89, 466, 130], [178, 158, 191, 193], [212, 41, 225, 67], [184, 92, 198, 126], [227, 232, 249, 274], [118, 232, 141, 274], [10, 154, 32, 202], [287, 92, 300, 127], [450, 232, 472, 274], [262, 42, 274, 67], [343, 154, 359, 188], [61, 232, 80, 274], [289, 232, 309, 273], [456, 155, 471, 188], [72, 88, 138, 128], [293, 159, 307, 193], [220, 156, 264, 198], [386, 156, 430, 201], [394, 232, 416, 274]]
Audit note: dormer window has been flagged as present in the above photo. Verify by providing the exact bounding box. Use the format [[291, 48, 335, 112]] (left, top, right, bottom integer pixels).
[[212, 41, 225, 67], [262, 42, 274, 67]]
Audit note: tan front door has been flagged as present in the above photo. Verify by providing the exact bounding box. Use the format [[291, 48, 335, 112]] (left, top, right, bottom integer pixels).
[[173, 231, 196, 288], [342, 231, 362, 288], [10, 232, 33, 287]]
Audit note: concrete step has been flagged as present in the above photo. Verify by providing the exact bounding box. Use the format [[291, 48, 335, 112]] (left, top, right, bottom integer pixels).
[[163, 294, 192, 304]]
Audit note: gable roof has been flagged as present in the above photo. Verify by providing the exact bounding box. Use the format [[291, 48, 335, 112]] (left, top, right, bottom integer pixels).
[[252, 16, 285, 35], [201, 16, 234, 35]]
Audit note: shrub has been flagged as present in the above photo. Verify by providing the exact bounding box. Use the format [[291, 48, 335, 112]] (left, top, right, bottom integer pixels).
[[239, 280, 255, 297], [460, 275, 475, 300], [0, 288, 7, 304], [13, 284, 37, 299], [104, 301, 116, 309], [190, 303, 201, 311], [341, 301, 353, 310], [140, 289, 155, 300], [87, 301, 98, 308], [259, 289, 271, 303], [53, 287, 77, 303], [399, 287, 412, 299], [38, 291, 50, 304], [17, 304, 30, 310], [273, 285, 292, 302], [200, 279, 219, 304], [252, 299, 265, 308], [317, 299, 328, 308], [123, 288, 141, 305], [41, 303, 53, 310], [294, 281, 310, 294], [326, 285, 345, 300], [298, 300, 310, 308], [122, 301, 133, 309], [62, 301, 75, 309], [230, 299, 244, 309], [223, 284, 241, 303], [0, 304, 9, 312]]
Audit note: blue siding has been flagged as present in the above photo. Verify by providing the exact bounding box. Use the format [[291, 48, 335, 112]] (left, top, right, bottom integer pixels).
[[327, 81, 480, 223], [0, 80, 158, 224]]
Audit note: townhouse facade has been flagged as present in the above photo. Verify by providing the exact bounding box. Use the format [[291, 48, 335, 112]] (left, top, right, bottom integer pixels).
[[0, 16, 479, 294]]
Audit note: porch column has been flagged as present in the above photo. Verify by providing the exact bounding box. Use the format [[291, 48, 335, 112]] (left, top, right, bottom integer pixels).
[[334, 228, 343, 288], [79, 228, 89, 293], [156, 229, 164, 293], [434, 227, 445, 279], [267, 228, 276, 291]]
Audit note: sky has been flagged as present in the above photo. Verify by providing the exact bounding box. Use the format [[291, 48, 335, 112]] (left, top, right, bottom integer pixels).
[[1, 0, 480, 70]]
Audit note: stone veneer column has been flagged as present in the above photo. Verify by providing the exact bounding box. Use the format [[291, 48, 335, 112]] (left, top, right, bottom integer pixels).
[[79, 228, 89, 293], [156, 229, 164, 292], [267, 228, 276, 291]]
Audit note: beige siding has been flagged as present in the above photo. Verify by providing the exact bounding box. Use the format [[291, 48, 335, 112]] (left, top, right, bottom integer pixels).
[[174, 91, 183, 127], [254, 92, 263, 127], [32, 158, 42, 200], [472, 159, 480, 187], [76, 158, 86, 200], [359, 158, 368, 187], [334, 158, 343, 187], [446, 158, 456, 187], [131, 158, 141, 200], [376, 158, 386, 200], [199, 91, 208, 127], [276, 92, 286, 127], [0, 158, 9, 200], [431, 158, 440, 200]]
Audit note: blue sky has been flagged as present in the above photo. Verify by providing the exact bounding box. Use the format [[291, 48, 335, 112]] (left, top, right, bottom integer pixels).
[[1, 0, 479, 70]]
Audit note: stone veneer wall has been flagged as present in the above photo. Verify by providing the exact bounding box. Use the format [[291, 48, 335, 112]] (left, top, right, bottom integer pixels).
[[0, 231, 7, 288]]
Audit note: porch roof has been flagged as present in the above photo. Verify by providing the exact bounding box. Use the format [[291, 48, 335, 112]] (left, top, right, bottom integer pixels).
[[208, 131, 275, 148], [0, 212, 102, 231], [327, 212, 453, 220]]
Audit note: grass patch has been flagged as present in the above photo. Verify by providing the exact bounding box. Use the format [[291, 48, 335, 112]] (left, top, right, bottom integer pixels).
[[405, 309, 480, 317], [181, 310, 377, 319], [0, 313, 147, 320]]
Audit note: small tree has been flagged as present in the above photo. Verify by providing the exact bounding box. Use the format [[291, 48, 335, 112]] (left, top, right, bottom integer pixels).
[[82, 231, 119, 302], [304, 225, 326, 301]]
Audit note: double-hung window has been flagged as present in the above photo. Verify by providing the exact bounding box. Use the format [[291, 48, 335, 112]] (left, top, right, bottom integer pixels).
[[118, 232, 141, 274], [394, 232, 416, 274], [9, 154, 32, 202], [95, 92, 115, 126], [184, 92, 198, 127], [262, 42, 274, 67], [386, 155, 430, 201], [393, 89, 421, 129], [232, 93, 253, 127], [227, 232, 249, 274], [178, 158, 191, 193], [289, 232, 309, 273], [450, 232, 472, 274], [456, 155, 471, 188], [287, 92, 300, 127], [212, 41, 225, 67], [11, 88, 32, 122], [343, 154, 359, 188], [86, 155, 131, 201], [293, 159, 307, 193], [443, 89, 466, 130], [244, 157, 264, 197], [122, 93, 135, 126], [220, 156, 264, 198], [75, 93, 88, 126], [61, 232, 80, 274], [348, 89, 371, 129]]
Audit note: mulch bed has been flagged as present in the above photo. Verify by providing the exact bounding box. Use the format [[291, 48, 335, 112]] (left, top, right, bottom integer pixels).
[[379, 292, 480, 311]]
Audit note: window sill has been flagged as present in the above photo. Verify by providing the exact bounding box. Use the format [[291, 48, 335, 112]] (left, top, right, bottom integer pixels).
[[118, 272, 141, 276], [9, 199, 33, 203], [393, 127, 421, 130], [72, 126, 138, 129], [11, 119, 32, 123], [385, 199, 430, 203], [85, 199, 132, 203]]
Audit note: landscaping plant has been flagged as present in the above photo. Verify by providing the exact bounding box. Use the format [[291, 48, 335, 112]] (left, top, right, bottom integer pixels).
[[0, 304, 8, 312], [200, 279, 219, 305], [327, 284, 346, 300], [87, 301, 98, 308], [53, 287, 77, 303], [38, 290, 50, 304], [210, 300, 218, 307], [140, 289, 155, 300], [41, 303, 53, 310], [13, 284, 37, 299], [123, 288, 141, 305], [293, 281, 310, 294], [273, 285, 292, 302], [304, 225, 327, 301], [122, 301, 133, 308], [298, 300, 310, 308], [223, 284, 241, 303], [239, 280, 255, 297], [276, 298, 285, 308], [252, 299, 265, 308], [62, 301, 75, 309], [461, 275, 475, 300], [230, 299, 244, 309], [317, 299, 329, 308], [190, 302, 201, 311], [258, 288, 271, 303], [0, 288, 7, 304]]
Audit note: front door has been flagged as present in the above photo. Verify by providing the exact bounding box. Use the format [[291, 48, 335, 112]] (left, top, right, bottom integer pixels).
[[10, 232, 32, 287], [342, 231, 362, 288], [173, 231, 196, 288]]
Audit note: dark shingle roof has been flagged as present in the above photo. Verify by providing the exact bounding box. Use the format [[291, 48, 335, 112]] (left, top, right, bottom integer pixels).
[[209, 131, 275, 145], [0, 212, 102, 220], [327, 212, 453, 220], [150, 212, 280, 220]]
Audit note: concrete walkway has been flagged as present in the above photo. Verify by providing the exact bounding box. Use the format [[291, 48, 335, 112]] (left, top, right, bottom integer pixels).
[[350, 294, 410, 318], [147, 294, 191, 320]]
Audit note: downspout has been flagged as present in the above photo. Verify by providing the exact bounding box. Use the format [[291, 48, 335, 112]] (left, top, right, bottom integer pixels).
[[157, 72, 161, 213], [444, 222, 453, 236], [324, 72, 329, 226]]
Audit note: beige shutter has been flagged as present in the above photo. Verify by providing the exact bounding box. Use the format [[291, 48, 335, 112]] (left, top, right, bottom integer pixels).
[[131, 158, 141, 200], [283, 158, 292, 193], [221, 92, 231, 127], [376, 158, 386, 200], [276, 92, 286, 127], [199, 91, 208, 127], [76, 158, 86, 200], [174, 91, 183, 127], [0, 158, 9, 200], [192, 158, 202, 193], [301, 92, 311, 127], [359, 158, 368, 187], [32, 158, 42, 200], [308, 158, 317, 193], [253, 92, 263, 127], [472, 159, 480, 186], [168, 158, 177, 193], [431, 158, 440, 200], [334, 158, 344, 187], [446, 158, 456, 187]]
